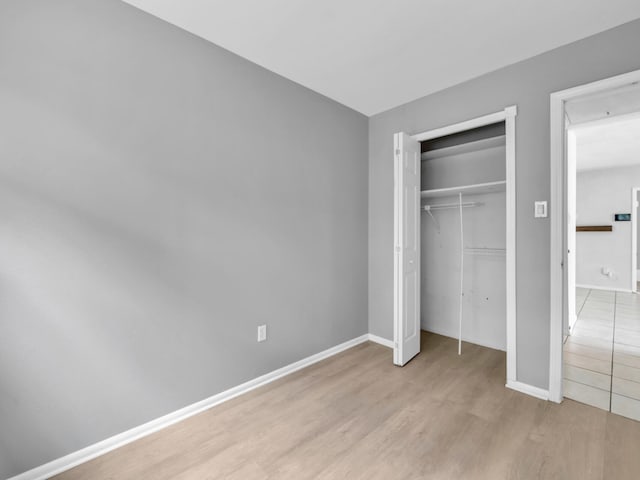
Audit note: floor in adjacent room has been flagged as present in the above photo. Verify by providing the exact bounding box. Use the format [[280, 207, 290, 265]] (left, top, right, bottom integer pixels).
[[564, 287, 640, 421], [54, 332, 640, 480]]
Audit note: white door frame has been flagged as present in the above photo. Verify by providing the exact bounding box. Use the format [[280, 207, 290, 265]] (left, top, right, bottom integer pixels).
[[549, 68, 640, 403], [565, 128, 577, 335], [633, 187, 639, 293], [395, 105, 518, 386]]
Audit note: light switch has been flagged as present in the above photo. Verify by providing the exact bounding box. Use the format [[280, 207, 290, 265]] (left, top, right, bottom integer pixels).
[[534, 201, 547, 218]]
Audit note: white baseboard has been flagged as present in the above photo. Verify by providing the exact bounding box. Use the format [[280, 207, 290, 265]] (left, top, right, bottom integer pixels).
[[576, 283, 633, 293], [8, 334, 370, 480], [367, 333, 394, 348], [506, 380, 550, 401]]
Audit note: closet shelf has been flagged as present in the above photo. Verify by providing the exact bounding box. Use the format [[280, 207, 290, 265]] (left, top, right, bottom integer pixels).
[[421, 135, 506, 161], [420, 180, 506, 199]]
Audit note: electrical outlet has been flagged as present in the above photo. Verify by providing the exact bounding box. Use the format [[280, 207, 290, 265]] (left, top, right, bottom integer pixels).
[[257, 324, 267, 342]]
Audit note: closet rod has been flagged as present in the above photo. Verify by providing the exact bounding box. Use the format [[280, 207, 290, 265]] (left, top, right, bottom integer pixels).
[[422, 201, 482, 211]]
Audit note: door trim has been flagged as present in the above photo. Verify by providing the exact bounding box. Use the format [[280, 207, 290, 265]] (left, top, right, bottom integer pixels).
[[396, 105, 518, 386], [549, 68, 640, 404], [632, 187, 639, 293]]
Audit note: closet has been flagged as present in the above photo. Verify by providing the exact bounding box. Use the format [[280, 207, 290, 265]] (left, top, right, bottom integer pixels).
[[420, 122, 507, 353]]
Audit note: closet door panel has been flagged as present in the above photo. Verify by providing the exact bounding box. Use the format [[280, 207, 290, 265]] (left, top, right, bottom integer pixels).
[[394, 132, 421, 366]]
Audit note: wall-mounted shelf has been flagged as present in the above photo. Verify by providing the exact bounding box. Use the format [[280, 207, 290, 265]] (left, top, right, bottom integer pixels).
[[420, 180, 506, 199], [576, 225, 612, 232]]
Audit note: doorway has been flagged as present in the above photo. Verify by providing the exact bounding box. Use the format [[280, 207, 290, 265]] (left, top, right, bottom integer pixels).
[[393, 106, 519, 392], [549, 69, 640, 415]]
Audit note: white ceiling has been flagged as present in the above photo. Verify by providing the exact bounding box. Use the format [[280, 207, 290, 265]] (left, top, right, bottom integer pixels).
[[575, 115, 640, 172], [122, 0, 640, 115]]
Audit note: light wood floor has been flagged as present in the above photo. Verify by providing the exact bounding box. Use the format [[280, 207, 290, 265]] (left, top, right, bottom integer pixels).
[[54, 332, 640, 480]]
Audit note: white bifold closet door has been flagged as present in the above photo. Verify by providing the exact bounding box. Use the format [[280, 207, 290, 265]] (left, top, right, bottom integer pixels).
[[393, 132, 421, 366]]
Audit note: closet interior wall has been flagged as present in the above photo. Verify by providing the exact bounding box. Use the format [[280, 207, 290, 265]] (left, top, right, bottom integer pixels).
[[420, 123, 507, 351]]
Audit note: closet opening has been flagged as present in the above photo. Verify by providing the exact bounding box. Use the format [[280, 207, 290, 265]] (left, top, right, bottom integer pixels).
[[393, 107, 518, 392], [421, 122, 506, 355]]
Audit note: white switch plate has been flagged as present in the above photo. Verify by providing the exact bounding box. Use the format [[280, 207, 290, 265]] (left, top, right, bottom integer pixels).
[[534, 201, 547, 218], [257, 324, 267, 342]]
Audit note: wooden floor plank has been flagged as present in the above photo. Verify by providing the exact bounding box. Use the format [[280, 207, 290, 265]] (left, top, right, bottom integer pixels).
[[53, 332, 640, 480]]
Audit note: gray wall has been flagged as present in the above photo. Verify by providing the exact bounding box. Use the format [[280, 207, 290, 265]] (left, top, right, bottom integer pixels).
[[369, 18, 640, 390], [0, 1, 368, 477]]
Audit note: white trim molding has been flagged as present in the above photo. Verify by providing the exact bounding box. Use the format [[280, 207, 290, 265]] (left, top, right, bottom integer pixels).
[[505, 105, 517, 386], [632, 187, 639, 293], [368, 333, 394, 348], [412, 109, 509, 142], [549, 68, 640, 405], [8, 334, 370, 480], [506, 381, 550, 401], [409, 105, 518, 388], [549, 85, 566, 404]]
